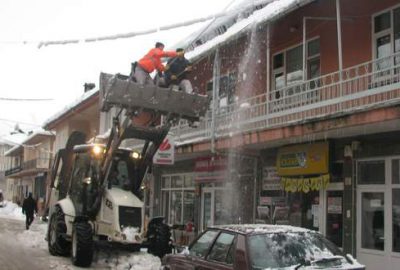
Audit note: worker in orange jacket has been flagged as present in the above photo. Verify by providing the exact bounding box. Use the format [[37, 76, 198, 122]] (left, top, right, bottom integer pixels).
[[133, 42, 181, 85]]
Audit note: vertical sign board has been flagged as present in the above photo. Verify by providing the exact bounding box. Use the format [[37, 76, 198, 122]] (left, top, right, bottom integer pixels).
[[153, 135, 174, 165]]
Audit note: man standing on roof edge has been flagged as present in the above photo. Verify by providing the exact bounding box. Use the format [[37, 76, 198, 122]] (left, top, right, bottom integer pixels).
[[133, 42, 183, 85]]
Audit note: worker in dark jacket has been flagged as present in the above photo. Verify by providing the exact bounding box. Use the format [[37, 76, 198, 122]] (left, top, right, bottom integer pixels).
[[164, 48, 193, 93], [22, 192, 37, 230], [134, 42, 181, 85]]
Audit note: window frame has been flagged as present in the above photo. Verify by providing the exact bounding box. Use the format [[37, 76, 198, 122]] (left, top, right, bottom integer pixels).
[[206, 231, 237, 266], [271, 37, 320, 92], [161, 173, 196, 225]]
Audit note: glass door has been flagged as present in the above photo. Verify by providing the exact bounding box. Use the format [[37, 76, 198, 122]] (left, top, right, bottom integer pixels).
[[325, 190, 343, 247], [356, 157, 400, 269], [201, 189, 213, 231]]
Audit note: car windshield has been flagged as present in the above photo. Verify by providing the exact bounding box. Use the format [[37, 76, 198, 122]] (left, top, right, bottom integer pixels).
[[248, 232, 343, 269]]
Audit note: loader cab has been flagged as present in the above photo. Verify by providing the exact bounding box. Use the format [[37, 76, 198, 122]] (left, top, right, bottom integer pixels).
[[68, 144, 143, 216]]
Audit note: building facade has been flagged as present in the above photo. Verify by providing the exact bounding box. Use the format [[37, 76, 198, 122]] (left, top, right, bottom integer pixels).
[[4, 132, 54, 210], [149, 0, 400, 269]]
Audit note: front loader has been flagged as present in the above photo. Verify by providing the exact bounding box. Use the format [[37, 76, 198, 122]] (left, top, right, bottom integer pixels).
[[46, 73, 209, 267]]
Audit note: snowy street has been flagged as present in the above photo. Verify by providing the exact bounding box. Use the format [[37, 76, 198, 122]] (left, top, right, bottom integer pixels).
[[0, 202, 162, 270]]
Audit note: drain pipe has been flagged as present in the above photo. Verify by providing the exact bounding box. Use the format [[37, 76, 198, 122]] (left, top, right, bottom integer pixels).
[[211, 49, 220, 154]]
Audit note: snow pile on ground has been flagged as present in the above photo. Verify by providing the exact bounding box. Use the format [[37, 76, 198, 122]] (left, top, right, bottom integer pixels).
[[102, 252, 161, 270], [17, 222, 48, 249], [0, 200, 24, 220]]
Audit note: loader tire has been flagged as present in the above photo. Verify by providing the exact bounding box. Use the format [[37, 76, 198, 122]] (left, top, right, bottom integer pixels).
[[48, 206, 70, 256], [71, 222, 93, 267], [148, 222, 172, 258]]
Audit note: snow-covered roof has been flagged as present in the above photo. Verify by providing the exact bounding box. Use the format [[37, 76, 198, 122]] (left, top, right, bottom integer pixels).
[[5, 129, 54, 156], [43, 88, 98, 129], [212, 224, 311, 234], [185, 0, 315, 61]]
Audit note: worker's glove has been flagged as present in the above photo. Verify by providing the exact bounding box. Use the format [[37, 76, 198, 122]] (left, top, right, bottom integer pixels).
[[164, 64, 170, 71], [185, 66, 192, 72], [171, 75, 177, 80], [176, 51, 184, 57]]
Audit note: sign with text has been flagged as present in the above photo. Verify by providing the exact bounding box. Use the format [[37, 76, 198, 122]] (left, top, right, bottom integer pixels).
[[262, 166, 281, 190], [277, 142, 329, 176], [153, 135, 174, 165]]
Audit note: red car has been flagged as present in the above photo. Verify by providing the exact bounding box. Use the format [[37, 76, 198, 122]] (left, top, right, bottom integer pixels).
[[161, 224, 365, 270]]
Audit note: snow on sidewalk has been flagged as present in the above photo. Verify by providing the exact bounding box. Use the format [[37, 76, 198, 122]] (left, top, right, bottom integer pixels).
[[0, 200, 25, 220], [0, 201, 161, 269]]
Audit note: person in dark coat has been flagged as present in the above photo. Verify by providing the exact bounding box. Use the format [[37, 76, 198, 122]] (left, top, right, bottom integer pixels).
[[22, 192, 37, 230], [164, 48, 193, 93]]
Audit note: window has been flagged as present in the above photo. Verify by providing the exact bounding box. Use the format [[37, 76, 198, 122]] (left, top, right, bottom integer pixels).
[[373, 7, 400, 74], [161, 173, 195, 225], [393, 189, 400, 253], [190, 230, 219, 257], [272, 39, 320, 98], [208, 232, 236, 264], [361, 192, 384, 250], [207, 73, 238, 113], [358, 160, 385, 184]]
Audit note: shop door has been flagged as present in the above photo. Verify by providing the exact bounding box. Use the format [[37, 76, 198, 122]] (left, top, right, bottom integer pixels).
[[201, 187, 234, 232], [201, 189, 213, 231], [356, 157, 400, 270]]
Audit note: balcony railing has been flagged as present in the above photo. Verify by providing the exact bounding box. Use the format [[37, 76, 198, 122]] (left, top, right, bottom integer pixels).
[[5, 166, 22, 176], [171, 51, 400, 144], [23, 158, 52, 170]]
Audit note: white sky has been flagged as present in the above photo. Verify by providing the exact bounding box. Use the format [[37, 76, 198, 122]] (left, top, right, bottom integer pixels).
[[0, 0, 235, 142]]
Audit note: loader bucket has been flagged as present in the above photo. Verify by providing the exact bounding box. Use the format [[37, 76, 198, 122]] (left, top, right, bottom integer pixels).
[[99, 72, 209, 122]]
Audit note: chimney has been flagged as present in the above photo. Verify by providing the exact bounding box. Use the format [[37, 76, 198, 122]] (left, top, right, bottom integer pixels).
[[84, 83, 96, 92]]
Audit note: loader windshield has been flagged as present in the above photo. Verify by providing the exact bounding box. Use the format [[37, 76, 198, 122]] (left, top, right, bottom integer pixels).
[[108, 153, 136, 191]]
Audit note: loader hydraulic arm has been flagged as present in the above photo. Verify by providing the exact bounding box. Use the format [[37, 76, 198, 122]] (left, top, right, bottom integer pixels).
[[98, 72, 210, 193]]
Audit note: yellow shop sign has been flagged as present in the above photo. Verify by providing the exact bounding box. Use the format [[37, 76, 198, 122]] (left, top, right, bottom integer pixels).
[[281, 174, 330, 193], [277, 142, 329, 176]]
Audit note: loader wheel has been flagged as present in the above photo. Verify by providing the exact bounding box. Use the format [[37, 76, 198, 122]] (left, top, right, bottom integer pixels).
[[48, 206, 70, 256], [148, 222, 172, 258], [71, 222, 93, 267]]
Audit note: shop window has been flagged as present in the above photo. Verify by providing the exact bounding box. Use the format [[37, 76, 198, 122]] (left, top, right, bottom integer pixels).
[[161, 173, 195, 225], [393, 189, 400, 253], [358, 160, 385, 184], [326, 191, 343, 247], [361, 192, 384, 251], [393, 159, 400, 184], [171, 175, 183, 188]]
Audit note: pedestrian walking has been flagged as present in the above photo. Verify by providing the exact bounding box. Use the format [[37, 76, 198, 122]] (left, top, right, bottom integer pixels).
[[22, 192, 37, 230]]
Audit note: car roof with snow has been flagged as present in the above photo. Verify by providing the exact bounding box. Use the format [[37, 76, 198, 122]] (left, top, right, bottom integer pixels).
[[209, 224, 312, 235]]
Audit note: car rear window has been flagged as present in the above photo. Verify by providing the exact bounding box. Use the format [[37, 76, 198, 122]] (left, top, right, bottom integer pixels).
[[248, 232, 342, 269], [190, 230, 219, 257]]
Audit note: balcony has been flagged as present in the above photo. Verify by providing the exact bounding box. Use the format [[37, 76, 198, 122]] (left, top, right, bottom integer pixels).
[[5, 166, 22, 176], [171, 52, 400, 144], [5, 158, 52, 177]]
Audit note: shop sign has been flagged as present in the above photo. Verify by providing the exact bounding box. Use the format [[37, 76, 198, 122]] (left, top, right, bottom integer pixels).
[[262, 167, 281, 190], [153, 135, 174, 165], [194, 156, 227, 172], [327, 197, 342, 214], [277, 142, 329, 176], [259, 196, 272, 205], [281, 174, 330, 193]]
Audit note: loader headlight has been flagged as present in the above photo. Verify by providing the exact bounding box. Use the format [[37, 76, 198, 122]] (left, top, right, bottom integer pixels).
[[131, 151, 141, 160], [92, 145, 104, 156]]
